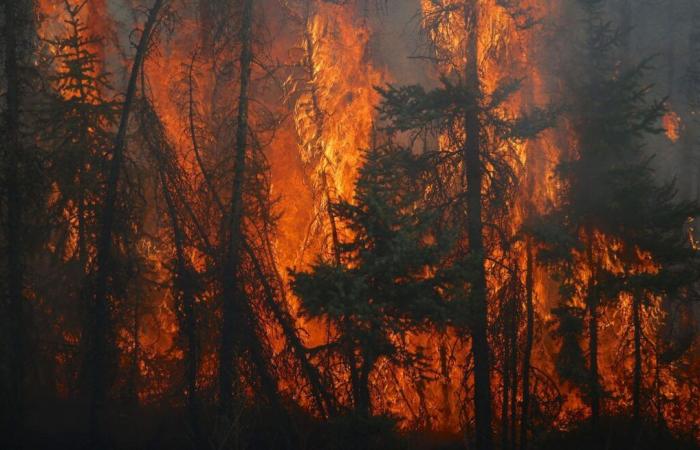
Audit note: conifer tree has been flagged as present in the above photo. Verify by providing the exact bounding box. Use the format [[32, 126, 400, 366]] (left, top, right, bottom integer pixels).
[[377, 68, 549, 450], [530, 0, 700, 427], [292, 145, 451, 418], [44, 0, 117, 273]]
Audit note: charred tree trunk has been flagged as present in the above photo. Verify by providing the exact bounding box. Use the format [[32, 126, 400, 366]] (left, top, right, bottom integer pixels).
[[143, 97, 204, 446], [218, 0, 254, 415], [463, 2, 494, 449], [2, 0, 27, 442], [347, 343, 362, 414], [170, 198, 203, 450], [89, 0, 164, 444], [520, 239, 534, 450], [185, 45, 331, 418], [439, 336, 452, 427], [356, 356, 374, 418], [242, 239, 334, 417]]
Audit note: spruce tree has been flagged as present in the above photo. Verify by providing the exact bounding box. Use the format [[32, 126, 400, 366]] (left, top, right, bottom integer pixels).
[[292, 144, 451, 419], [43, 0, 117, 282]]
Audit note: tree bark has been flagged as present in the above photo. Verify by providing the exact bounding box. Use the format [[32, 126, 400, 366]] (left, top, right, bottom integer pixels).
[[463, 2, 494, 449], [89, 0, 164, 444], [218, 0, 254, 415]]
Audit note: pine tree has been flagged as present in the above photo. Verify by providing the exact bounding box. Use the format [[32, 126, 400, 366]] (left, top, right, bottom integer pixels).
[[292, 145, 451, 419]]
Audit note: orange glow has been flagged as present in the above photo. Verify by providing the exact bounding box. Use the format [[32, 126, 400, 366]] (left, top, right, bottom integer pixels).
[[662, 109, 682, 142], [31, 0, 700, 440]]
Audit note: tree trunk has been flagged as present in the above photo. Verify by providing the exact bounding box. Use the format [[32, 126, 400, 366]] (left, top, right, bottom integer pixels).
[[463, 2, 493, 449], [242, 238, 335, 417], [439, 337, 452, 427], [357, 357, 373, 418], [218, 0, 254, 415], [144, 105, 203, 446], [2, 0, 26, 443], [520, 239, 534, 450], [185, 51, 332, 417], [89, 0, 164, 444]]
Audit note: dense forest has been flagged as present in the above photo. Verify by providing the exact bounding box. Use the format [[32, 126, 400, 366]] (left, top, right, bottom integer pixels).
[[1, 0, 699, 449]]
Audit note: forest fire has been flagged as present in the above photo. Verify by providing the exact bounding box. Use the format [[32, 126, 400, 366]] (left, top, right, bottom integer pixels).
[[1, 0, 700, 450]]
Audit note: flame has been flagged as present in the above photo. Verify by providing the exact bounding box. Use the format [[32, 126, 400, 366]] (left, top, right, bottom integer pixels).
[[31, 0, 700, 439], [662, 109, 682, 143]]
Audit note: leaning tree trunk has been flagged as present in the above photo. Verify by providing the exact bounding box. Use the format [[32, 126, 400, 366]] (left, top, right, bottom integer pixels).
[[141, 95, 204, 447], [218, 0, 254, 416], [2, 0, 27, 443], [88, 0, 164, 445], [186, 43, 331, 417], [463, 2, 494, 449], [242, 239, 335, 417]]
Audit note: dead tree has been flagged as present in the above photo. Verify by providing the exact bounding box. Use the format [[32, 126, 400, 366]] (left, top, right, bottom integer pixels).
[[462, 2, 494, 448], [88, 0, 165, 444]]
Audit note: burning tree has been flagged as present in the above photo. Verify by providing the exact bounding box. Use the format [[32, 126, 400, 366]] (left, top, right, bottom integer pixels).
[[3, 0, 700, 449], [292, 145, 454, 422], [530, 0, 700, 432]]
